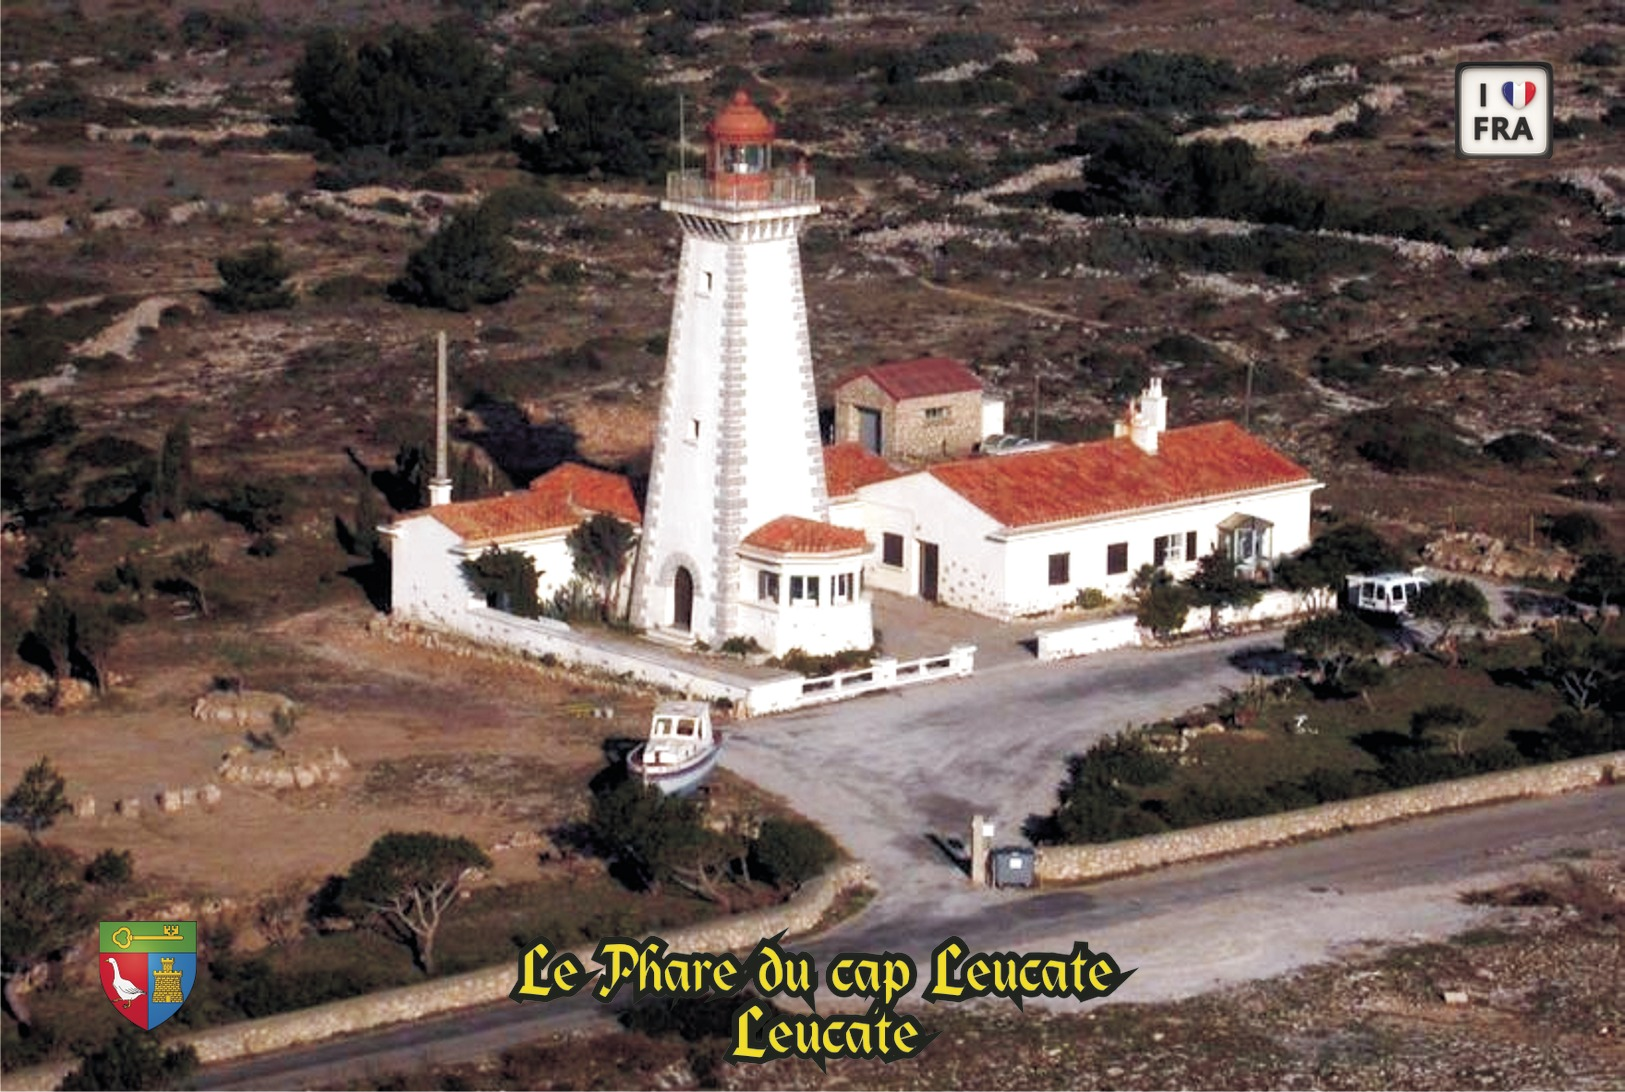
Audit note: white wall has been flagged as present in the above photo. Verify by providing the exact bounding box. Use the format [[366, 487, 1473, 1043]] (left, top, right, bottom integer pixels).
[[853, 475, 1006, 613], [385, 516, 474, 622], [735, 552, 873, 655]]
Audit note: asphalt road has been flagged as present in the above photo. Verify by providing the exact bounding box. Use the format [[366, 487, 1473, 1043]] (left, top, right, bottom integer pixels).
[[198, 788, 1623, 1090]]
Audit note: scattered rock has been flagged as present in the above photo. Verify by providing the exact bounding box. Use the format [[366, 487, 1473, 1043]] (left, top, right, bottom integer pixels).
[[192, 689, 298, 727], [72, 795, 96, 819]]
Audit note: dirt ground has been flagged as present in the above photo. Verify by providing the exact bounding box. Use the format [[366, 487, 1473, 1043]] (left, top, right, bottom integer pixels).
[[0, 602, 671, 900]]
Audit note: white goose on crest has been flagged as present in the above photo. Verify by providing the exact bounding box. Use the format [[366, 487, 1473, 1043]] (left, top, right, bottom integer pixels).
[[106, 957, 145, 1008]]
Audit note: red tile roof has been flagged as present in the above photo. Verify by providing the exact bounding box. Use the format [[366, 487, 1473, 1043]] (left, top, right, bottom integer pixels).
[[925, 422, 1315, 529], [742, 515, 869, 555], [429, 463, 640, 545], [823, 442, 904, 498], [835, 357, 983, 402]]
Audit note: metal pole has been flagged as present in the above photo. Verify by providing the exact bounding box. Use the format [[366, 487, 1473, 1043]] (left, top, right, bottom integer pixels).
[[1244, 359, 1256, 430]]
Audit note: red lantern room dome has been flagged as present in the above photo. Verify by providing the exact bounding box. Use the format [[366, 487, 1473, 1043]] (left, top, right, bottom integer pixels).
[[707, 90, 776, 144]]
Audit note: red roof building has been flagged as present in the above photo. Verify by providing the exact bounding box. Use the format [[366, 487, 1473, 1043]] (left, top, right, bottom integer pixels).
[[928, 422, 1313, 529]]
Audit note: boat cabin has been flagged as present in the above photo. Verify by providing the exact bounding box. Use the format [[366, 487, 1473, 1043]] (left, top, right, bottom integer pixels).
[[649, 701, 714, 748], [1346, 571, 1431, 615]]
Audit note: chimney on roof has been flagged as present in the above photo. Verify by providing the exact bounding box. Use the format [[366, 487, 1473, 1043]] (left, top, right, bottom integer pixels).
[[428, 331, 453, 507], [1123, 377, 1167, 455]]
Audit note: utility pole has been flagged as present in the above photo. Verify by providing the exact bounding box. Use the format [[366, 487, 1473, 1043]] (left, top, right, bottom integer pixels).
[[1243, 358, 1256, 431]]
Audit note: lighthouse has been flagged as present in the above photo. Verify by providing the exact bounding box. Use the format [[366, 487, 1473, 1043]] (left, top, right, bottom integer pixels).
[[631, 91, 872, 655]]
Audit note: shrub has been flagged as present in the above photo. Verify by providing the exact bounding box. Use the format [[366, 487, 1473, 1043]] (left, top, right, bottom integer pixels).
[[213, 242, 295, 313], [750, 817, 838, 889], [291, 23, 509, 163], [1544, 511, 1606, 552], [392, 203, 524, 311], [516, 42, 674, 179], [1483, 431, 1556, 467], [1074, 587, 1110, 610], [719, 635, 762, 656], [1342, 406, 1478, 473], [1067, 50, 1246, 110], [84, 848, 134, 886], [46, 164, 83, 189]]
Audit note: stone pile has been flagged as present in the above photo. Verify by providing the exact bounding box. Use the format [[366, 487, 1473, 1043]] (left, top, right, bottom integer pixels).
[[1423, 532, 1578, 583], [216, 745, 350, 790]]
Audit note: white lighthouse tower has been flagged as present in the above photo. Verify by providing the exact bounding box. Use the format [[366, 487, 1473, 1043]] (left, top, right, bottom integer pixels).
[[631, 91, 871, 654]]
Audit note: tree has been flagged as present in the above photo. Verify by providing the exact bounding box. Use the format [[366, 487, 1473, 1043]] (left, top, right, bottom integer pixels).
[[1540, 629, 1625, 713], [3, 757, 72, 838], [567, 513, 638, 620], [1568, 552, 1624, 618], [750, 817, 838, 891], [21, 524, 75, 582], [460, 547, 540, 617], [517, 42, 675, 178], [2, 393, 80, 529], [1131, 566, 1194, 640], [587, 780, 736, 902], [213, 242, 295, 313], [1276, 524, 1404, 598], [1185, 551, 1263, 632], [291, 23, 509, 164], [1, 841, 92, 1028], [1284, 611, 1385, 688], [393, 202, 523, 311], [350, 479, 384, 558], [1413, 578, 1490, 666], [31, 592, 74, 682], [1410, 703, 1481, 755], [171, 544, 216, 617], [343, 832, 488, 974], [145, 419, 194, 522], [72, 601, 119, 694], [59, 1025, 198, 1091]]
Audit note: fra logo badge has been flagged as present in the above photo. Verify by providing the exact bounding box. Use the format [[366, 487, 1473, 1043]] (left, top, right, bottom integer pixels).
[[1456, 62, 1553, 158], [99, 921, 196, 1030]]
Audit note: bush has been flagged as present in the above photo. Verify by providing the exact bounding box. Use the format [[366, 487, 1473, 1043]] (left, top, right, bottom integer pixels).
[[1544, 511, 1606, 552], [1067, 50, 1246, 110], [392, 203, 524, 311], [46, 164, 83, 189], [516, 42, 674, 179], [291, 23, 509, 164], [1342, 406, 1478, 473], [213, 243, 295, 313], [750, 817, 838, 889], [1483, 431, 1556, 467], [84, 848, 133, 886], [1074, 587, 1110, 610]]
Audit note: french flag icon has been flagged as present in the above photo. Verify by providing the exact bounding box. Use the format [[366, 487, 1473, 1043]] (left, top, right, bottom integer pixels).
[[1501, 81, 1538, 109]]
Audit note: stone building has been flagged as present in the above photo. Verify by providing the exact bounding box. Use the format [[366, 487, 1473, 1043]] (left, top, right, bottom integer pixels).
[[833, 357, 1002, 462]]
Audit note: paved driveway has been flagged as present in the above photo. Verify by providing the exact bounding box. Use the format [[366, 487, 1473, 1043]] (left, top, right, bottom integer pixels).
[[724, 631, 1281, 920]]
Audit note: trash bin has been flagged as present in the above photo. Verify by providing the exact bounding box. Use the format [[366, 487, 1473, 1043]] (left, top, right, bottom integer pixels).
[[991, 845, 1035, 889]]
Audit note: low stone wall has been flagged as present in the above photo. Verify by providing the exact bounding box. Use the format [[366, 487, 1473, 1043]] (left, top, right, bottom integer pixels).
[[0, 863, 872, 1091], [742, 645, 977, 716], [1036, 752, 1622, 884]]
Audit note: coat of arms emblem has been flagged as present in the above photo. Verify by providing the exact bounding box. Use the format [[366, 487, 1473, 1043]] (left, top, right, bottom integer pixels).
[[98, 921, 197, 1029]]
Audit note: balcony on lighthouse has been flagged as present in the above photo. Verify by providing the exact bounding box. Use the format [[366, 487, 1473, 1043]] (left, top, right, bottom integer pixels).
[[664, 90, 816, 214]]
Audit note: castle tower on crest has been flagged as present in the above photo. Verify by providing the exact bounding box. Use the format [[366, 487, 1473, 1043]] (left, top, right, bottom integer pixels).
[[631, 92, 868, 653]]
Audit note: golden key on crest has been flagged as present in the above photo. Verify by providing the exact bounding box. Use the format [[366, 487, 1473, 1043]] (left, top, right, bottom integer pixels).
[[111, 925, 183, 950]]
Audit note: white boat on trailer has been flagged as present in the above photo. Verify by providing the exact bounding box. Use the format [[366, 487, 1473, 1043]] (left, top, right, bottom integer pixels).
[[628, 701, 724, 795]]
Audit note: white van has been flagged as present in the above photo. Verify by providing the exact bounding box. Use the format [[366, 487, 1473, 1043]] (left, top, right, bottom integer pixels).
[[1345, 572, 1431, 616]]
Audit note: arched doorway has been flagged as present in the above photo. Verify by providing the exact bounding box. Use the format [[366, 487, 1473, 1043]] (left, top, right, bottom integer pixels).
[[673, 566, 694, 631]]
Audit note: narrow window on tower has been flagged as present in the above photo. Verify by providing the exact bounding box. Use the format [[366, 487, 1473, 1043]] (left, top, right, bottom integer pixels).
[[692, 418, 701, 440], [701, 270, 714, 297]]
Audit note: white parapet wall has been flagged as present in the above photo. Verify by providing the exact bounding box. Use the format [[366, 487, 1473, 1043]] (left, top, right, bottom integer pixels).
[[742, 645, 977, 716], [1035, 616, 1142, 661], [1036, 588, 1330, 663]]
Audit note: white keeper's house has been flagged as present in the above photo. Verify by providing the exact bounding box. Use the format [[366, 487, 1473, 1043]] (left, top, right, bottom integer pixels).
[[848, 379, 1322, 620], [383, 90, 1323, 653]]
